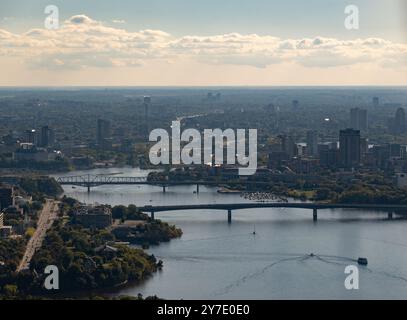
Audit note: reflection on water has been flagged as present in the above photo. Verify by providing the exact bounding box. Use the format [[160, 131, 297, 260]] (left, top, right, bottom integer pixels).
[[57, 167, 407, 299]]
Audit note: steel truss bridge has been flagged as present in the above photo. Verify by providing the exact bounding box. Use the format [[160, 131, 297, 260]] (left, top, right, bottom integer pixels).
[[55, 174, 269, 192]]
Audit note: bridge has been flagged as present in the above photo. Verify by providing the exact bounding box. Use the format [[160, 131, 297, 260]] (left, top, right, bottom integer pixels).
[[56, 174, 270, 193], [139, 202, 407, 223]]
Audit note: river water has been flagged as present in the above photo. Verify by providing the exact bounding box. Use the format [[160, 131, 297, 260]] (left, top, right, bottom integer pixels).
[[56, 167, 407, 299]]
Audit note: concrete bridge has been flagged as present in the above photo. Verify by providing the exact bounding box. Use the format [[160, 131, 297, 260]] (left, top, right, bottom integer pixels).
[[56, 174, 270, 193], [139, 202, 407, 223]]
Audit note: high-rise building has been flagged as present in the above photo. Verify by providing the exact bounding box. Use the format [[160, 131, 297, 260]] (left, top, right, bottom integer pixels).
[[394, 108, 406, 134], [0, 185, 15, 210], [350, 108, 368, 131], [339, 129, 361, 168], [25, 129, 37, 145], [373, 97, 379, 107], [281, 135, 297, 158], [143, 96, 151, 139], [358, 109, 368, 131], [39, 125, 55, 148], [97, 119, 111, 147], [306, 130, 318, 157]]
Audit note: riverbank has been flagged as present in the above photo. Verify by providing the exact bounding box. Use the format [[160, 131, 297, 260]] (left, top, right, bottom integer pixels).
[[0, 195, 183, 299], [50, 167, 407, 299]]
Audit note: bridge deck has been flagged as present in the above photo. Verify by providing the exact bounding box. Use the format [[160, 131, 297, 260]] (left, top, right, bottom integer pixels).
[[139, 203, 407, 212], [56, 175, 270, 187]]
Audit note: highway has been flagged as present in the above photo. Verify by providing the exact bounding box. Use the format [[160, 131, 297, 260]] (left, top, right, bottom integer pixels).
[[17, 199, 59, 272]]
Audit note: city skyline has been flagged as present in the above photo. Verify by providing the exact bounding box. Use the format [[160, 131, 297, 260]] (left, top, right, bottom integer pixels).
[[0, 0, 406, 86]]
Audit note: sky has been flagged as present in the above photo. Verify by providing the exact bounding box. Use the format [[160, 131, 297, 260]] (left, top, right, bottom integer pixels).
[[0, 0, 406, 86]]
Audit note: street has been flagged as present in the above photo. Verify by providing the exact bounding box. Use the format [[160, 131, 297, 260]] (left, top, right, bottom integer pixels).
[[17, 199, 59, 272]]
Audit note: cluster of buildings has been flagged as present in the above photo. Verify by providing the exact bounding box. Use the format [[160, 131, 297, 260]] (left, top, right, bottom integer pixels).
[[268, 107, 407, 181], [0, 125, 61, 162], [0, 184, 27, 239], [269, 128, 407, 173], [74, 204, 113, 229]]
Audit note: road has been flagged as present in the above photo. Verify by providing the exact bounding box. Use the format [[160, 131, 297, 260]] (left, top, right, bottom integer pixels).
[[17, 199, 59, 272]]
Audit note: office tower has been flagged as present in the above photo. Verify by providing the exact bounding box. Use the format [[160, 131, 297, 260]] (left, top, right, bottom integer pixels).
[[306, 130, 318, 157], [360, 138, 369, 155], [281, 135, 297, 158], [0, 185, 14, 210], [25, 129, 36, 144], [394, 108, 406, 134], [48, 128, 55, 146], [339, 129, 361, 168], [373, 97, 379, 107], [143, 96, 151, 139], [358, 109, 368, 131], [39, 125, 54, 147], [350, 108, 368, 131], [40, 126, 49, 147], [97, 119, 111, 146]]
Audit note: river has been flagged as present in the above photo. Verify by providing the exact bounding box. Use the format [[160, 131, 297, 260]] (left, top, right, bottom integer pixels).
[[56, 167, 407, 299]]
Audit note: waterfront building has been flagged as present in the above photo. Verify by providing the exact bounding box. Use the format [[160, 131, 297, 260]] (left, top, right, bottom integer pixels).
[[339, 129, 361, 168], [13, 143, 57, 162], [74, 205, 112, 228]]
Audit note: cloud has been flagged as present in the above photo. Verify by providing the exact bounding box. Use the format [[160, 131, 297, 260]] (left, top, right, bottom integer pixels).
[[0, 14, 406, 71], [66, 15, 97, 25], [112, 19, 126, 24]]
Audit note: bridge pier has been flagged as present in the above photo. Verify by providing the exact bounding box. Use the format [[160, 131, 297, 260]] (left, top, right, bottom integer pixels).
[[196, 184, 200, 194], [388, 211, 393, 220], [162, 186, 166, 193], [228, 209, 232, 224], [87, 185, 90, 193], [313, 208, 318, 222], [150, 211, 155, 220]]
